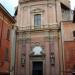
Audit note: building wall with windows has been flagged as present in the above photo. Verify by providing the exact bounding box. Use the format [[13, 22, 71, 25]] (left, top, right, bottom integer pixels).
[[15, 0, 71, 75], [17, 0, 58, 27], [59, 0, 70, 8], [0, 3, 15, 75], [63, 22, 75, 41], [17, 0, 71, 27], [62, 21, 75, 75]]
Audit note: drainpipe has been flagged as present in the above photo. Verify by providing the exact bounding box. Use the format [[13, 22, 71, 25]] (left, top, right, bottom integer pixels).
[[10, 26, 17, 75]]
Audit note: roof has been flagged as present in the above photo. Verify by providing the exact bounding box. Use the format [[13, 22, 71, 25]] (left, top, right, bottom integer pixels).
[[0, 3, 16, 23]]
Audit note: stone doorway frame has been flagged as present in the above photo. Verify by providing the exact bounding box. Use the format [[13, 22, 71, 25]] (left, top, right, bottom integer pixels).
[[30, 59, 45, 75]]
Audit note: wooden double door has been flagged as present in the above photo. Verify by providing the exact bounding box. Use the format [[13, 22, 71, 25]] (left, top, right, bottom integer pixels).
[[32, 62, 43, 75]]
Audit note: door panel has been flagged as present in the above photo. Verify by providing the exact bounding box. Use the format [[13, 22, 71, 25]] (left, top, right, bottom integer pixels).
[[32, 62, 43, 75]]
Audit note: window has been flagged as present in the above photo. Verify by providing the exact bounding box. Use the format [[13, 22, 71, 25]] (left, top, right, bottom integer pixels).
[[73, 31, 75, 37], [5, 48, 9, 61], [34, 14, 41, 27], [7, 29, 10, 40]]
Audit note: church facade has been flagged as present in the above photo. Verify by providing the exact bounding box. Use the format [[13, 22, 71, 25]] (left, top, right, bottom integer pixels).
[[15, 0, 71, 75]]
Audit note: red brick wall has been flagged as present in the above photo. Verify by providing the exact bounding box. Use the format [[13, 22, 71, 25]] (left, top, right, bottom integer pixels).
[[0, 9, 14, 74], [64, 41, 75, 75]]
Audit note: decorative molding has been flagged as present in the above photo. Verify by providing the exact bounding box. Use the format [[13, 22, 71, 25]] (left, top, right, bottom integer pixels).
[[44, 35, 59, 42], [48, 4, 53, 8], [31, 8, 45, 14], [25, 38, 31, 43], [30, 43, 45, 56], [19, 0, 25, 3], [30, 51, 45, 58]]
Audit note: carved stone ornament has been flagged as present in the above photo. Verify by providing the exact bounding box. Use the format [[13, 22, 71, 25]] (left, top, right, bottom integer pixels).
[[30, 46, 45, 56]]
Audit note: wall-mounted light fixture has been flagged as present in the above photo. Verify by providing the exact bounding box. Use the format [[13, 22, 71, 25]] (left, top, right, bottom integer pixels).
[[21, 54, 25, 67], [50, 52, 55, 66]]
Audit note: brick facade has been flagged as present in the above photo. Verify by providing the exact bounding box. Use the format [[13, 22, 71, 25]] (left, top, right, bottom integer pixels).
[[0, 3, 15, 75], [62, 22, 75, 75]]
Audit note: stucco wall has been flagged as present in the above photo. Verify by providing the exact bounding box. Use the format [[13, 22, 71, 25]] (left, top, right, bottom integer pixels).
[[17, 0, 62, 28], [63, 22, 75, 41], [0, 7, 15, 74]]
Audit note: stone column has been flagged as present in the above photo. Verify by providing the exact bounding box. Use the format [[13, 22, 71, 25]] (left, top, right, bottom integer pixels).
[[10, 26, 17, 75], [26, 40, 31, 75], [45, 40, 50, 75]]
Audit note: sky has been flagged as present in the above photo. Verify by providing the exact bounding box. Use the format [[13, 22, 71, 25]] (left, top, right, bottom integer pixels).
[[0, 0, 75, 16], [70, 0, 75, 9], [0, 0, 19, 16]]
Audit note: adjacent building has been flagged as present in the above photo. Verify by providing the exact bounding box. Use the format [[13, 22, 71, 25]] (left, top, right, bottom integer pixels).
[[61, 21, 75, 75], [0, 3, 15, 75], [15, 0, 72, 75]]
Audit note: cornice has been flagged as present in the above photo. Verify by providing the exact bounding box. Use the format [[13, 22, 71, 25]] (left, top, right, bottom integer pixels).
[[0, 3, 16, 23]]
